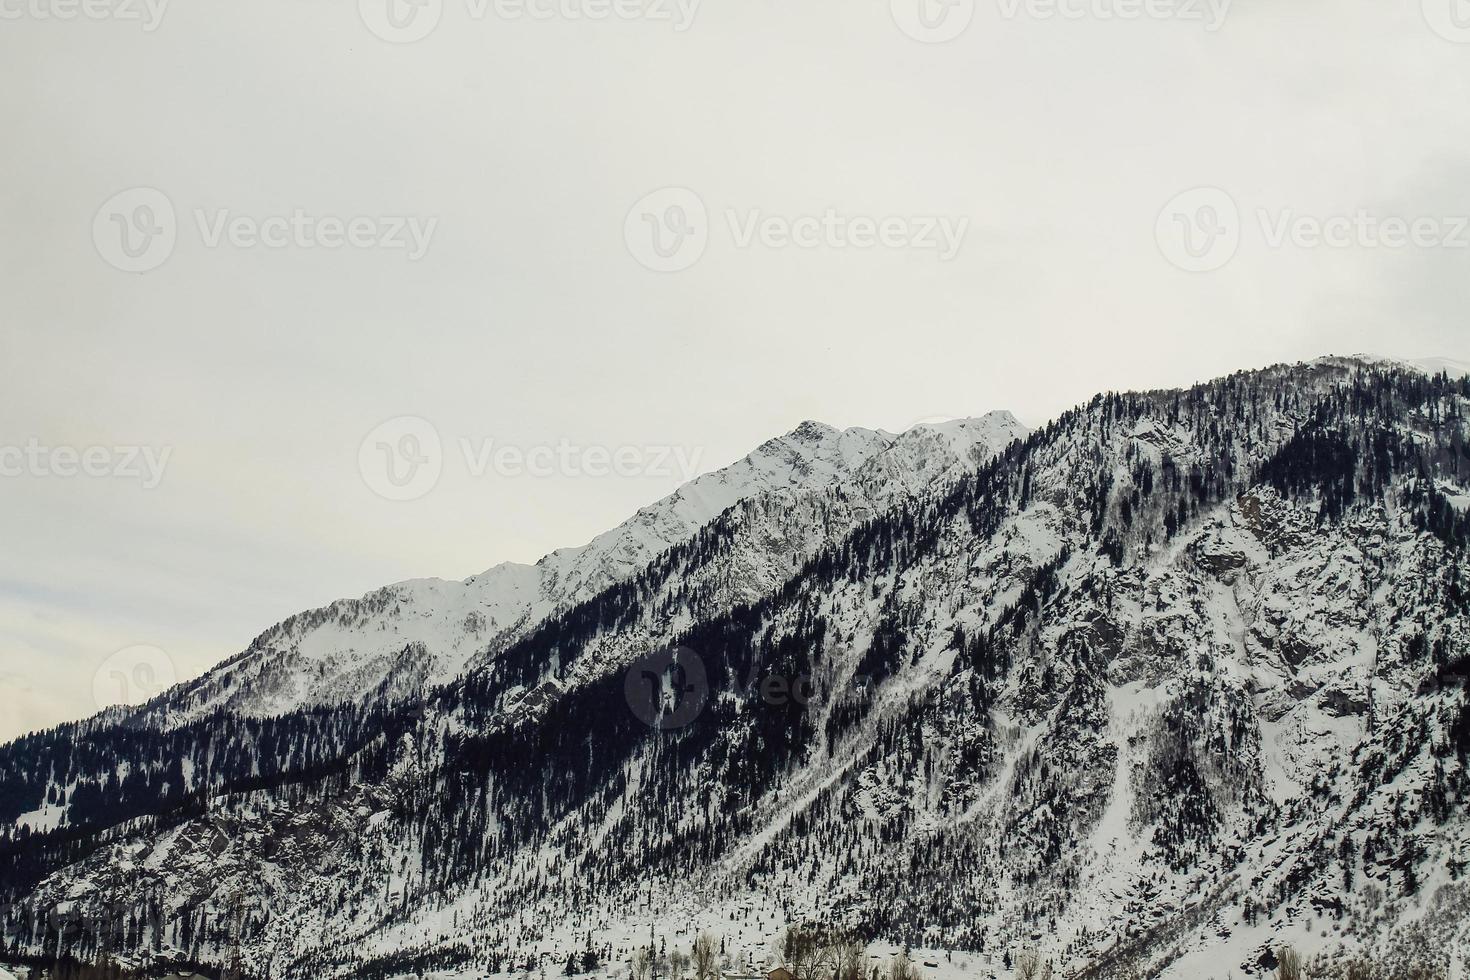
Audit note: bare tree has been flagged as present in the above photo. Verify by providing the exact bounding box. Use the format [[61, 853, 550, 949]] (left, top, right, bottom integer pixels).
[[692, 932, 721, 980], [834, 938, 864, 980], [632, 947, 653, 980], [887, 951, 919, 980], [783, 926, 836, 980], [1276, 947, 1303, 980], [671, 949, 690, 980], [1015, 949, 1041, 980]]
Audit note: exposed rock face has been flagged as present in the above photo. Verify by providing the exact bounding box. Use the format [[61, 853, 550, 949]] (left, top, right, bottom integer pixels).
[[2, 360, 1468, 980], [133, 413, 1028, 728]]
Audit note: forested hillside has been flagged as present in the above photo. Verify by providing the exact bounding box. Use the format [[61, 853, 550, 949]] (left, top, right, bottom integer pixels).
[[2, 359, 1468, 980]]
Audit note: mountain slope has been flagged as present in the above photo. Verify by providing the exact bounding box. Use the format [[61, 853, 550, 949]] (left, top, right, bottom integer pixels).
[[141, 412, 1025, 727], [2, 360, 1469, 980]]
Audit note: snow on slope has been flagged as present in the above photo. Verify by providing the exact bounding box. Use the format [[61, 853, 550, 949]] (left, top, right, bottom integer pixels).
[[13, 357, 1469, 980], [1407, 355, 1470, 378], [1319, 352, 1470, 379], [143, 412, 1026, 725]]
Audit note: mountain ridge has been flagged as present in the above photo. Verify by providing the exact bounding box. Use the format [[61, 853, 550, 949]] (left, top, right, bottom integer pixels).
[[2, 356, 1468, 980], [114, 410, 1027, 730]]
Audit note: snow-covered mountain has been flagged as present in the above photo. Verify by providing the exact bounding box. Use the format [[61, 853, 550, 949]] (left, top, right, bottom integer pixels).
[[141, 412, 1025, 726], [1333, 354, 1470, 379], [2, 359, 1468, 980]]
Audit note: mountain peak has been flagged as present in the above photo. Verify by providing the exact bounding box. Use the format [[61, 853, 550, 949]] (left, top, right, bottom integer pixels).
[[12, 362, 1468, 980], [787, 419, 841, 441], [139, 404, 1025, 726]]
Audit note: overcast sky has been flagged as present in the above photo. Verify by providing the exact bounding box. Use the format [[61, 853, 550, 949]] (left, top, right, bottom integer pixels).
[[2, 0, 1469, 740]]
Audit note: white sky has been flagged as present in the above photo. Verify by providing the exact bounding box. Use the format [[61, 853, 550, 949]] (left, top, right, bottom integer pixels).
[[3, 0, 1469, 740]]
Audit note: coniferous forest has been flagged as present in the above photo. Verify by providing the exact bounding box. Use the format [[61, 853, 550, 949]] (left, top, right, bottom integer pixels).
[[3, 359, 1470, 980]]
